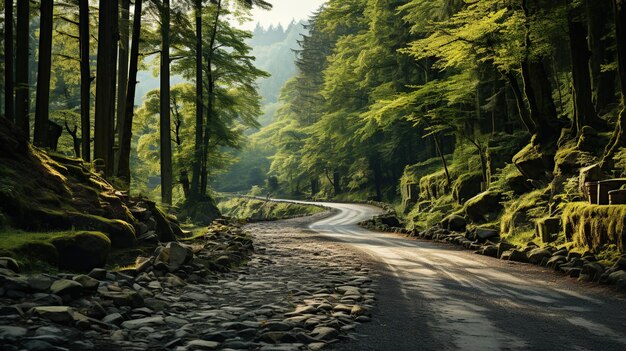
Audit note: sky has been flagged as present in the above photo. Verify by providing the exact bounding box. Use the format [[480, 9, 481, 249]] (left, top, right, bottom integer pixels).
[[238, 0, 327, 30]]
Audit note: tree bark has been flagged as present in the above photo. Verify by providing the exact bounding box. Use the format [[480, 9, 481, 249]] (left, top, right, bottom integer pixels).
[[201, 0, 222, 197], [160, 0, 173, 205], [33, 0, 53, 148], [4, 0, 13, 123], [117, 0, 143, 183], [505, 71, 534, 134], [568, 16, 605, 136], [79, 0, 90, 161], [94, 0, 116, 176], [115, 0, 130, 170], [15, 0, 29, 138], [109, 1, 119, 173], [603, 0, 626, 163], [586, 0, 616, 113], [190, 0, 204, 199]]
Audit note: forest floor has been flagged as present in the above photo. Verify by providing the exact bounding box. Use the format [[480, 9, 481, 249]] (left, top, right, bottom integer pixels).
[[0, 212, 377, 351]]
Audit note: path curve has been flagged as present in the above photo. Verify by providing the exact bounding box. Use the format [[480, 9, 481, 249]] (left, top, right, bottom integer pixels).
[[284, 200, 626, 351]]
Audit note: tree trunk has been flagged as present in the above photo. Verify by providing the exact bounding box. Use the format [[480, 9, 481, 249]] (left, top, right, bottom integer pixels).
[[4, 0, 13, 123], [505, 71, 534, 134], [115, 0, 130, 170], [108, 1, 119, 174], [603, 0, 626, 163], [200, 0, 222, 197], [33, 0, 53, 148], [568, 14, 605, 136], [160, 0, 173, 205], [191, 0, 203, 199], [79, 0, 90, 161], [94, 0, 116, 176], [432, 133, 451, 188], [586, 0, 616, 113], [333, 170, 341, 195], [15, 0, 29, 138], [117, 0, 143, 183]]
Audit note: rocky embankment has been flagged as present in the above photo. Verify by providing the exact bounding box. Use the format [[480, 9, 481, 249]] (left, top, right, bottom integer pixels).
[[1, 214, 376, 351], [361, 213, 626, 293]]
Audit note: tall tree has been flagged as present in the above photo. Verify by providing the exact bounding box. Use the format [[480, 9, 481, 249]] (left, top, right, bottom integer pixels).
[[190, 0, 203, 199], [79, 0, 90, 161], [160, 0, 173, 204], [4, 0, 13, 122], [14, 0, 28, 137], [116, 0, 130, 165], [94, 0, 117, 175], [118, 0, 143, 183], [33, 0, 53, 147]]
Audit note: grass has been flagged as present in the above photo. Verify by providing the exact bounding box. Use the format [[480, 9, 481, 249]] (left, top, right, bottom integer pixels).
[[218, 197, 325, 221]]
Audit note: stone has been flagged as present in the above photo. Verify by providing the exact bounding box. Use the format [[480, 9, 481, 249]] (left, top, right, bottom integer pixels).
[[579, 262, 605, 282], [527, 248, 552, 265], [100, 290, 144, 308], [73, 275, 100, 290], [507, 249, 529, 263], [26, 274, 54, 291], [102, 313, 125, 325], [49, 231, 111, 272], [310, 326, 339, 341], [285, 305, 316, 317], [464, 191, 504, 222], [0, 326, 27, 340], [50, 279, 84, 297], [167, 242, 194, 271], [309, 342, 326, 350], [121, 316, 165, 330], [264, 321, 293, 332], [88, 268, 107, 280], [535, 217, 560, 243], [186, 339, 220, 350], [31, 306, 75, 324], [473, 227, 499, 242], [260, 331, 298, 344], [546, 255, 567, 270], [332, 304, 352, 313], [0, 257, 20, 273]]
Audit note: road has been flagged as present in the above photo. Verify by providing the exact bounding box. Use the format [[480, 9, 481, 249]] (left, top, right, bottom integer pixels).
[[291, 201, 626, 351]]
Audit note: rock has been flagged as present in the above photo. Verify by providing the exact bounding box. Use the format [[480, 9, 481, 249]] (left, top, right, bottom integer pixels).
[[473, 227, 499, 242], [167, 242, 194, 271], [608, 270, 626, 284], [464, 191, 504, 222], [50, 231, 111, 272], [496, 243, 516, 259], [579, 262, 605, 282], [100, 290, 144, 308], [50, 279, 84, 297], [332, 304, 352, 313], [546, 255, 567, 270], [73, 275, 100, 290], [121, 316, 165, 330], [310, 326, 339, 341], [102, 313, 124, 325], [512, 143, 554, 182], [309, 342, 327, 350], [285, 305, 316, 317], [26, 274, 54, 291], [186, 339, 220, 350], [88, 268, 107, 280], [535, 217, 560, 243], [507, 250, 529, 263], [0, 257, 20, 273], [264, 321, 293, 332], [31, 306, 75, 324], [481, 245, 498, 258], [527, 248, 552, 265], [378, 214, 401, 228], [261, 331, 298, 344], [444, 215, 467, 232], [350, 305, 366, 316], [0, 326, 27, 340]]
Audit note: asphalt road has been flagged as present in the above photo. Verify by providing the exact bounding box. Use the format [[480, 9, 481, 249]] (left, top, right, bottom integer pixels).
[[292, 201, 626, 351]]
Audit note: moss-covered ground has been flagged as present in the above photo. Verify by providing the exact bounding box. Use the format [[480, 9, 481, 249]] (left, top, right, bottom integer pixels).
[[218, 197, 325, 221]]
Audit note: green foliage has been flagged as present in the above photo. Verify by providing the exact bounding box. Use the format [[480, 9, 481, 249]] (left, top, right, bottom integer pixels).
[[217, 197, 324, 221]]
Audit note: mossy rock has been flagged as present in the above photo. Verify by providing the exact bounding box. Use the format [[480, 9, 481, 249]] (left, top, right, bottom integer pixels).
[[452, 173, 483, 204], [179, 198, 221, 226], [464, 191, 504, 223], [562, 202, 626, 253], [512, 143, 554, 182], [14, 241, 59, 266], [69, 213, 136, 248], [50, 231, 111, 272]]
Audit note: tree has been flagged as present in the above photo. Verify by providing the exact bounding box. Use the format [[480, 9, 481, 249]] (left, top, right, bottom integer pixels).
[[4, 0, 13, 123], [15, 0, 28, 137], [79, 0, 90, 161], [160, 0, 173, 205], [34, 0, 54, 147], [117, 0, 143, 183], [190, 0, 203, 200], [116, 0, 130, 165], [94, 0, 118, 176]]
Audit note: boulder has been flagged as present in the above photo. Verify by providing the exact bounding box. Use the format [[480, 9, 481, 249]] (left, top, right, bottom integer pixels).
[[473, 227, 499, 242], [452, 173, 483, 204], [497, 242, 516, 259], [166, 242, 194, 271], [535, 217, 561, 243], [73, 275, 100, 290], [0, 326, 28, 340], [512, 143, 554, 182], [546, 255, 567, 270], [0, 257, 20, 273], [50, 231, 111, 272], [50, 279, 84, 297], [441, 214, 466, 232], [31, 306, 76, 324], [378, 214, 401, 228], [464, 191, 503, 222], [507, 249, 529, 263], [26, 274, 54, 291], [527, 248, 552, 265]]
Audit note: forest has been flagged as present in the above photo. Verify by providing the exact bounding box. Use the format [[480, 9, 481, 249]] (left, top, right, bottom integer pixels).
[[2, 0, 626, 349]]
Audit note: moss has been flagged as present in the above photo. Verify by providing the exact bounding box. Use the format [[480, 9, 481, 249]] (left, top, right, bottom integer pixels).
[[464, 191, 504, 223], [562, 202, 626, 253], [452, 172, 483, 204], [512, 143, 555, 182], [50, 231, 111, 272], [69, 213, 136, 248], [500, 187, 550, 238], [218, 197, 325, 221]]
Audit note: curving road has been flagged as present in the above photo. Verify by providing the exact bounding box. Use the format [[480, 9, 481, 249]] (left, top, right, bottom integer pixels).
[[288, 201, 626, 351]]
